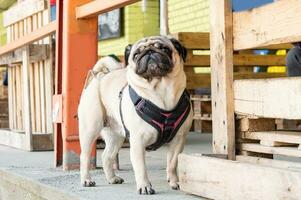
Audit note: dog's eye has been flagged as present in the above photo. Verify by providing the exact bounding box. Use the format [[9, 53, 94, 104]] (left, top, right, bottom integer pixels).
[[134, 53, 139, 60], [162, 47, 170, 54]]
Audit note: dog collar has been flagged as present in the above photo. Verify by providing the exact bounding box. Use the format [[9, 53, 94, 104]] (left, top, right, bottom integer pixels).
[[119, 85, 191, 151]]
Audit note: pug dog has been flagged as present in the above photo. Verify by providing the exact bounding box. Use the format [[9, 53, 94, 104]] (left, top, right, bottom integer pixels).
[[78, 36, 193, 195]]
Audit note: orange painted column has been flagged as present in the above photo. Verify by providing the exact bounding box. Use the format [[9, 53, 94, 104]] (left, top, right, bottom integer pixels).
[[61, 0, 98, 170]]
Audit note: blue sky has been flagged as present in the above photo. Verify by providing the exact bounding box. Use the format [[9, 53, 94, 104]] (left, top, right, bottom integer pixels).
[[232, 0, 274, 11]]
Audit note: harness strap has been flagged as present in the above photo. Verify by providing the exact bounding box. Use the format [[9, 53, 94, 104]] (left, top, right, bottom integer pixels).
[[129, 85, 191, 151], [119, 85, 191, 151], [119, 85, 130, 138]]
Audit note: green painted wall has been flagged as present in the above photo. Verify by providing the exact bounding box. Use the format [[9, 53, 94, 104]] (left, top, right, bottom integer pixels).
[[168, 0, 209, 33], [0, 12, 6, 46], [98, 0, 210, 56], [98, 0, 160, 56]]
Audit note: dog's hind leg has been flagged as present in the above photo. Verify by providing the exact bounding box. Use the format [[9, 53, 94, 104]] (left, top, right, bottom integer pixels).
[[166, 134, 186, 190], [79, 124, 101, 187], [101, 127, 125, 184]]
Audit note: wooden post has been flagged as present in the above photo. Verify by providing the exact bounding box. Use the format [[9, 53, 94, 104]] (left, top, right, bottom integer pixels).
[[61, 0, 98, 170], [22, 46, 33, 151], [209, 0, 235, 159]]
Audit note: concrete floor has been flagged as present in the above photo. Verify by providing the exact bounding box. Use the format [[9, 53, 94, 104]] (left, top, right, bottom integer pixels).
[[0, 132, 212, 200]]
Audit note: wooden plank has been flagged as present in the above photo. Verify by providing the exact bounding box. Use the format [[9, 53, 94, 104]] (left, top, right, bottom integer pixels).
[[0, 22, 56, 56], [234, 77, 301, 119], [16, 65, 22, 130], [236, 118, 275, 132], [12, 67, 17, 129], [76, 0, 140, 19], [173, 32, 210, 49], [236, 155, 301, 170], [233, 0, 301, 50], [6, 26, 11, 43], [210, 0, 235, 158], [27, 16, 33, 34], [0, 44, 49, 65], [239, 131, 301, 145], [186, 54, 286, 67], [39, 61, 46, 133], [34, 62, 41, 132], [22, 47, 33, 151], [186, 72, 287, 90], [172, 32, 292, 50], [3, 0, 46, 27], [178, 154, 301, 200], [238, 143, 301, 157], [7, 67, 13, 129], [29, 63, 36, 132]]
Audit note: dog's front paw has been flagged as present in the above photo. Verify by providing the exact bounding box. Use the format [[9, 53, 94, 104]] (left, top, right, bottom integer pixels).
[[169, 181, 180, 190], [137, 183, 155, 195], [82, 180, 96, 187], [108, 176, 124, 184]]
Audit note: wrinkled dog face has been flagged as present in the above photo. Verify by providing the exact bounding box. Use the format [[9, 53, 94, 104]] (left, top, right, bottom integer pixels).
[[125, 36, 187, 81]]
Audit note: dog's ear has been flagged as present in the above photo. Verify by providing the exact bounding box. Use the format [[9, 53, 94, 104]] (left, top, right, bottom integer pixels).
[[124, 44, 132, 66], [169, 38, 187, 62]]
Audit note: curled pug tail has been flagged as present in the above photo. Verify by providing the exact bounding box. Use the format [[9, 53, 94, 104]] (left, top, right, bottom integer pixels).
[[84, 55, 123, 89]]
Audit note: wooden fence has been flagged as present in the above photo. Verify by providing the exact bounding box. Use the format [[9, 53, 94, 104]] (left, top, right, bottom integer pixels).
[[0, 0, 53, 150]]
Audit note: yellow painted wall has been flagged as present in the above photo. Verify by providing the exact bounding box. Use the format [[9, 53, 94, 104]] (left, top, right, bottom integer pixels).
[[0, 12, 6, 46], [98, 0, 159, 56], [168, 0, 209, 33]]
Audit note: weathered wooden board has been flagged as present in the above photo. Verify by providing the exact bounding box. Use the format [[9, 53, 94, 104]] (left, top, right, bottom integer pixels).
[[186, 72, 286, 90], [234, 77, 301, 119], [3, 0, 46, 27], [186, 54, 286, 67], [238, 143, 301, 157], [233, 0, 301, 50], [0, 44, 49, 65], [179, 154, 301, 200], [239, 131, 301, 145], [210, 0, 235, 158]]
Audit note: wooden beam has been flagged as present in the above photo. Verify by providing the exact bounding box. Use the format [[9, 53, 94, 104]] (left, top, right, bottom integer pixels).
[[173, 32, 210, 50], [178, 154, 301, 200], [186, 54, 286, 67], [236, 155, 301, 170], [210, 0, 235, 159], [172, 32, 292, 50], [233, 0, 301, 50], [239, 131, 301, 145], [0, 44, 49, 65], [3, 0, 46, 27], [0, 22, 56, 56], [234, 77, 301, 119], [186, 72, 287, 90], [22, 47, 33, 151], [76, 0, 140, 19], [238, 143, 301, 157]]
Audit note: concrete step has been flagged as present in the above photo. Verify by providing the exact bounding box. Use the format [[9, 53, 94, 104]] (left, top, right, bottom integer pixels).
[[0, 169, 78, 200]]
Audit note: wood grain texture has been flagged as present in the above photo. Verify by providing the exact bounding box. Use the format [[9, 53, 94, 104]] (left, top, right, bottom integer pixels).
[[234, 77, 301, 119], [233, 0, 301, 50], [3, 0, 46, 27], [22, 47, 33, 151], [210, 0, 235, 158], [76, 0, 140, 19], [239, 131, 301, 145], [178, 154, 301, 200], [0, 21, 56, 56], [185, 54, 286, 67], [238, 143, 301, 157]]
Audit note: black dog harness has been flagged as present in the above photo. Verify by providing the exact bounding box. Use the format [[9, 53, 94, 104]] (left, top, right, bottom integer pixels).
[[119, 85, 191, 151]]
